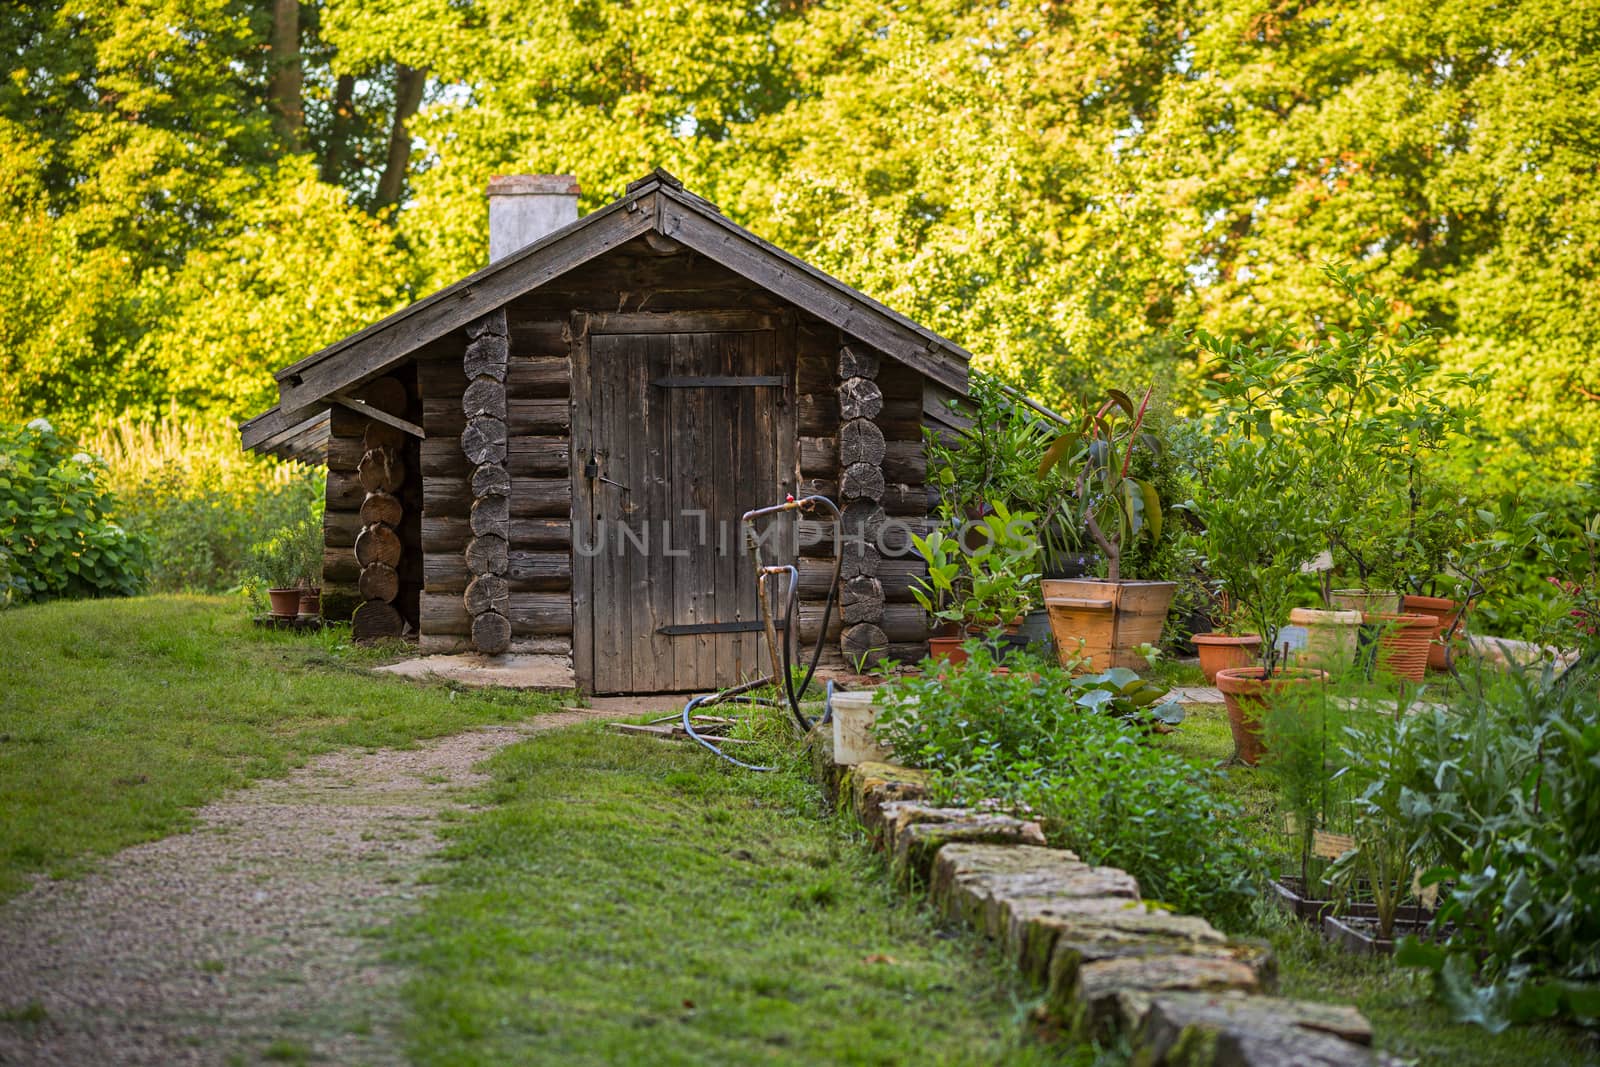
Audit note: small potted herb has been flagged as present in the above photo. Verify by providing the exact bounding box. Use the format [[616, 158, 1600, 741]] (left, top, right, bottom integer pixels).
[[911, 502, 1042, 664], [248, 517, 324, 620]]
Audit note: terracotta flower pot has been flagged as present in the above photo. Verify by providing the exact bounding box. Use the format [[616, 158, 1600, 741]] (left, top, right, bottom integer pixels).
[[1288, 607, 1363, 674], [1214, 666, 1328, 766], [1401, 594, 1464, 671], [267, 587, 301, 619], [298, 586, 322, 618], [927, 636, 969, 665], [1042, 578, 1177, 672], [1192, 633, 1263, 684], [1330, 589, 1402, 616], [1365, 612, 1434, 682]]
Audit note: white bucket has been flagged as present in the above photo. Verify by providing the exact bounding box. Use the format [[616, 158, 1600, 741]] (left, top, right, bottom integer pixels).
[[830, 689, 893, 766]]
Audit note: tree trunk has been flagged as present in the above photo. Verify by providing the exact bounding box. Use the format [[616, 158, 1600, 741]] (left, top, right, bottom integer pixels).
[[318, 73, 356, 184], [374, 64, 427, 210], [269, 0, 304, 145]]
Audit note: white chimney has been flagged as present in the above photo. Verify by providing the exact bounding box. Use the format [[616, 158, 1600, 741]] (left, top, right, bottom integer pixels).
[[487, 175, 580, 262]]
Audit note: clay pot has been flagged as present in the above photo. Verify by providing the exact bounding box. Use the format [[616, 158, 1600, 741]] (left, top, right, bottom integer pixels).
[[1366, 613, 1435, 683], [927, 636, 969, 665], [298, 586, 322, 618], [1401, 594, 1464, 671], [1288, 607, 1363, 674], [1192, 633, 1263, 684], [267, 588, 301, 619], [1330, 589, 1402, 616], [1215, 666, 1328, 766], [1042, 579, 1177, 672]]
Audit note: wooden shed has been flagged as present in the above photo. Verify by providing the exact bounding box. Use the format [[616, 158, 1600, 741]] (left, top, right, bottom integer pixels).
[[242, 170, 972, 694]]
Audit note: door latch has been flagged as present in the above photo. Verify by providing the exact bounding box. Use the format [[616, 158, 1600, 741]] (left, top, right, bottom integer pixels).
[[586, 454, 629, 492]]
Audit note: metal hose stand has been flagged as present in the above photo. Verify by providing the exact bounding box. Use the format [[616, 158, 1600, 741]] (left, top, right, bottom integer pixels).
[[679, 494, 843, 771]]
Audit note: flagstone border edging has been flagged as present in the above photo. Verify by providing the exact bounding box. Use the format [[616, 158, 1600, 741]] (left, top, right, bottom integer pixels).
[[826, 757, 1395, 1066]]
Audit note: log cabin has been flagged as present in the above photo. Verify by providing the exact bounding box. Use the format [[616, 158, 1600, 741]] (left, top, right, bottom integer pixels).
[[242, 170, 973, 694]]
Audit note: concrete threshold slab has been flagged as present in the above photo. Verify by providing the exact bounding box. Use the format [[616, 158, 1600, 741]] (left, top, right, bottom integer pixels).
[[375, 653, 576, 690]]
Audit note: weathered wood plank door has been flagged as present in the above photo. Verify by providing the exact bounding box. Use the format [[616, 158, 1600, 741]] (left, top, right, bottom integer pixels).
[[572, 313, 795, 694]]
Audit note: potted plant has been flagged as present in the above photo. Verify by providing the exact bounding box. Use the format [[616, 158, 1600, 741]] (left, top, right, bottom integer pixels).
[[250, 525, 305, 619], [1036, 387, 1177, 670], [248, 516, 324, 620], [1323, 710, 1432, 953], [1203, 268, 1482, 686], [291, 515, 324, 617], [1260, 678, 1350, 921], [1189, 436, 1330, 765], [911, 502, 1042, 664], [1189, 592, 1262, 685]]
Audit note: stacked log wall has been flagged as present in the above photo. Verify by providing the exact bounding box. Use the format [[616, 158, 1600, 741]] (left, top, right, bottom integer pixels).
[[323, 372, 422, 635], [417, 320, 574, 654]]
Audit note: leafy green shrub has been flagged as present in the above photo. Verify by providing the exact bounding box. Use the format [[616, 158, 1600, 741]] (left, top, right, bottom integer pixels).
[[1383, 672, 1600, 1029], [874, 644, 1261, 926], [86, 410, 324, 592], [0, 418, 146, 603]]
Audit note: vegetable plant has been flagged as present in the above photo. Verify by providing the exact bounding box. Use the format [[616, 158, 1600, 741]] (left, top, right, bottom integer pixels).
[[910, 501, 1041, 635], [1386, 671, 1600, 1029], [873, 645, 1257, 925]]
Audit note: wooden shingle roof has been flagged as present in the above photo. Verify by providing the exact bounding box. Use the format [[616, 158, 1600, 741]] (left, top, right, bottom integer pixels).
[[242, 169, 972, 458]]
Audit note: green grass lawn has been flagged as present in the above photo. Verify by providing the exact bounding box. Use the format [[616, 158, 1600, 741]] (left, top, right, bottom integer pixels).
[[0, 595, 564, 900], [392, 725, 1088, 1066], [0, 597, 1093, 1064], [1158, 703, 1594, 1066]]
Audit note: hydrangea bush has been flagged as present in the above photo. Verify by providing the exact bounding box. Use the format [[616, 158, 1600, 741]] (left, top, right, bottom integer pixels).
[[0, 419, 146, 604]]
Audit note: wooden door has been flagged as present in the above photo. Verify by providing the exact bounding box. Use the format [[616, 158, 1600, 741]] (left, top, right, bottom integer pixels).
[[572, 313, 795, 693]]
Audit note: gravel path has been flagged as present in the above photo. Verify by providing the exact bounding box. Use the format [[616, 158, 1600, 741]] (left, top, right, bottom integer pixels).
[[0, 711, 607, 1066]]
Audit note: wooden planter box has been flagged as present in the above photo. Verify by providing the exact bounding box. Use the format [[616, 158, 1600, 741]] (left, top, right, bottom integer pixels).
[[1322, 914, 1447, 957]]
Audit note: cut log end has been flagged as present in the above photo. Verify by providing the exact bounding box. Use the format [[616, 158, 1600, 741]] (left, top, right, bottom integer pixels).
[[841, 462, 886, 501], [358, 561, 400, 603], [470, 463, 512, 499], [840, 418, 886, 467], [838, 377, 884, 422], [840, 623, 889, 668], [362, 422, 407, 452], [464, 573, 511, 616], [465, 533, 510, 577], [461, 417, 508, 466], [470, 494, 511, 537], [359, 491, 403, 528], [471, 610, 512, 654], [840, 575, 886, 625], [357, 448, 406, 494], [354, 523, 403, 569], [352, 600, 405, 642], [464, 334, 510, 380], [462, 377, 508, 421], [356, 376, 408, 417], [837, 344, 880, 382], [463, 308, 509, 340]]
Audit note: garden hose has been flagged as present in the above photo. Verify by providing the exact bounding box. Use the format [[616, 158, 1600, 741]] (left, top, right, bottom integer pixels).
[[678, 495, 843, 770]]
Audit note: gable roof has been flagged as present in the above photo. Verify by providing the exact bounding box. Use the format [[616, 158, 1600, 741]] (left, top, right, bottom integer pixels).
[[243, 169, 973, 458]]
